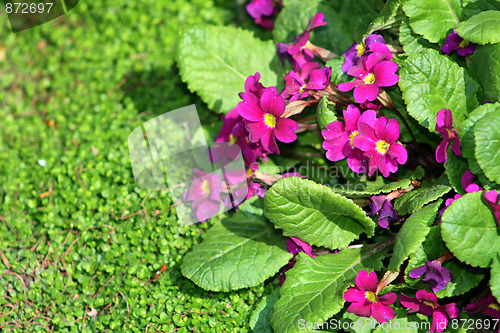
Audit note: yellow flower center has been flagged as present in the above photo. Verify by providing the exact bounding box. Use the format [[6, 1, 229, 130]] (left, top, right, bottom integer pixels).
[[460, 39, 470, 48], [489, 303, 500, 311], [356, 43, 366, 57], [299, 84, 307, 93], [229, 134, 237, 144], [365, 291, 377, 303], [363, 73, 375, 85], [376, 140, 390, 154], [264, 114, 277, 128], [201, 180, 211, 195], [349, 131, 360, 146], [247, 168, 253, 178], [424, 301, 436, 309]]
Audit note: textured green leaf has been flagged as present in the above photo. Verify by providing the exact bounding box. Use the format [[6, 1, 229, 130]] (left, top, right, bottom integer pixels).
[[250, 289, 280, 333], [398, 49, 479, 132], [474, 109, 500, 185], [491, 256, 500, 301], [388, 201, 441, 272], [271, 243, 392, 333], [402, 0, 461, 43], [264, 177, 376, 250], [469, 44, 500, 103], [436, 260, 485, 297], [181, 210, 292, 291], [456, 10, 500, 44], [399, 16, 437, 55], [364, 0, 403, 39], [394, 174, 451, 215], [177, 26, 279, 114], [317, 96, 337, 130], [460, 103, 500, 183], [441, 191, 500, 268], [463, 0, 500, 18], [273, 0, 322, 44]]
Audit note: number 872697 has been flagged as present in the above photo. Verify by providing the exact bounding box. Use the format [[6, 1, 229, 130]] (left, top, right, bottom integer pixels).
[[5, 2, 53, 14]]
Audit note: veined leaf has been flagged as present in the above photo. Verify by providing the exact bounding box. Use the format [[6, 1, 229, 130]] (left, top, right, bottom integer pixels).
[[474, 109, 500, 185], [456, 10, 500, 44]]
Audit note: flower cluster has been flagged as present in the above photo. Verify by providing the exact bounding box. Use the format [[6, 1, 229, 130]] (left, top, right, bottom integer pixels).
[[435, 109, 462, 163], [322, 105, 408, 177]]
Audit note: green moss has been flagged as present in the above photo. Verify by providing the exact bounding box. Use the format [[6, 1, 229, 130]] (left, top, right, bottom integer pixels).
[[0, 1, 272, 331]]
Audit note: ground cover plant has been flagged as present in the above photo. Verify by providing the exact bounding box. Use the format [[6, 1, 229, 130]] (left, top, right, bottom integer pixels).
[[0, 1, 279, 332], [177, 0, 500, 332]]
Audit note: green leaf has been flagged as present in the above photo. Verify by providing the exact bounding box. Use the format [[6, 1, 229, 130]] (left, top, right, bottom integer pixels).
[[273, 0, 322, 45], [474, 109, 500, 185], [177, 26, 279, 114], [436, 260, 485, 297], [271, 243, 392, 333], [402, 0, 461, 43], [469, 44, 500, 103], [317, 96, 337, 130], [445, 153, 470, 194], [250, 289, 280, 333], [181, 210, 292, 291], [399, 16, 437, 55], [264, 177, 376, 250], [398, 49, 479, 132], [394, 174, 452, 215], [459, 102, 500, 179], [364, 0, 403, 38], [388, 201, 441, 272], [441, 191, 500, 268], [456, 10, 500, 44], [491, 255, 500, 301], [463, 0, 500, 18]]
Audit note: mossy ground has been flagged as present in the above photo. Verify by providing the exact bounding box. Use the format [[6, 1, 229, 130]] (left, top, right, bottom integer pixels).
[[0, 1, 274, 331]]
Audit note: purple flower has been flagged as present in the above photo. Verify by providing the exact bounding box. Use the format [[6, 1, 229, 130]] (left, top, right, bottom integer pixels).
[[435, 109, 462, 163], [344, 270, 397, 323], [400, 290, 460, 333], [185, 169, 223, 221], [281, 62, 331, 102], [279, 260, 296, 286], [484, 190, 500, 226], [238, 85, 298, 154], [276, 42, 315, 69], [338, 53, 399, 103], [246, 0, 281, 30], [286, 236, 316, 258], [342, 34, 391, 73], [465, 295, 500, 320], [442, 30, 477, 56], [369, 195, 399, 228], [408, 260, 454, 292], [287, 13, 327, 55], [352, 116, 408, 177], [322, 105, 377, 173]]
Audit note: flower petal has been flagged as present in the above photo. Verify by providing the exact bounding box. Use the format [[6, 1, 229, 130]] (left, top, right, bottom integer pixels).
[[260, 89, 286, 117], [373, 61, 399, 87], [275, 118, 298, 143], [372, 302, 396, 323], [353, 84, 379, 103], [355, 270, 378, 291]]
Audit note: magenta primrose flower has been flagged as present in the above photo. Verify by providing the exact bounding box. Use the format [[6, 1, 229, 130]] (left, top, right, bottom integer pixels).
[[238, 85, 298, 154], [246, 0, 281, 30], [442, 30, 477, 56], [465, 295, 500, 320], [435, 109, 462, 163], [400, 290, 460, 333], [342, 34, 392, 73], [352, 116, 408, 177], [344, 270, 397, 323], [338, 52, 399, 103], [281, 62, 332, 102], [286, 236, 316, 258], [408, 260, 454, 292], [185, 169, 223, 222], [322, 105, 377, 173], [287, 12, 327, 55]]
